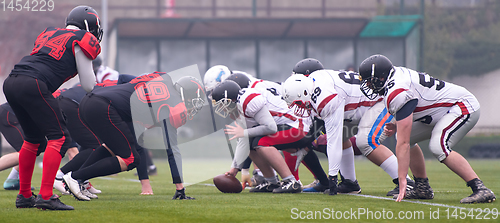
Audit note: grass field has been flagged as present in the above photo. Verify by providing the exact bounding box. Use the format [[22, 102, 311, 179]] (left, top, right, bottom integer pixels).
[[0, 158, 498, 222]]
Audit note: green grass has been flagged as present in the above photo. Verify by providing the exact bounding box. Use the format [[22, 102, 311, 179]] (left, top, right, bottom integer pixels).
[[0, 158, 498, 222]]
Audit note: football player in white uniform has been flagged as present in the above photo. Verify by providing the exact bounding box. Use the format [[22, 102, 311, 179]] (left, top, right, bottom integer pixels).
[[282, 58, 426, 196], [204, 65, 319, 188], [212, 80, 313, 193], [359, 54, 495, 204]]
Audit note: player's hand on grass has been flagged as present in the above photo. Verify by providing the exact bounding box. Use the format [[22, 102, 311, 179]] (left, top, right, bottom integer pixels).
[[395, 178, 407, 202]]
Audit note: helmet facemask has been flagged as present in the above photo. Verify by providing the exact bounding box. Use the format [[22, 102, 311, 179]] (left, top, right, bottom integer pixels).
[[180, 87, 205, 120], [212, 95, 238, 119], [288, 100, 313, 117]]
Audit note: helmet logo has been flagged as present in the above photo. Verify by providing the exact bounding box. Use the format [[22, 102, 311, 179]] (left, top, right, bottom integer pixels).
[[371, 64, 375, 77], [215, 70, 225, 82]]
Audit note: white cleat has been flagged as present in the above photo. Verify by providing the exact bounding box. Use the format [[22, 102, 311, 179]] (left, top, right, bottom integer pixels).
[[84, 181, 102, 194], [81, 188, 98, 199], [53, 178, 70, 195], [62, 172, 90, 201]]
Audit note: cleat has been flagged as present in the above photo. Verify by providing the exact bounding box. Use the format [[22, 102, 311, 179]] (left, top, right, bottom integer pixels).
[[4, 179, 20, 190], [250, 170, 265, 187], [273, 179, 302, 193], [83, 181, 101, 194], [62, 172, 90, 201], [303, 179, 319, 189], [249, 181, 280, 193], [327, 175, 338, 195], [16, 192, 36, 208], [460, 178, 496, 204], [34, 194, 74, 210], [393, 177, 433, 200], [303, 182, 328, 193], [81, 188, 98, 199], [387, 178, 415, 196], [338, 179, 362, 194], [148, 166, 157, 176], [53, 178, 70, 195], [172, 188, 195, 200]]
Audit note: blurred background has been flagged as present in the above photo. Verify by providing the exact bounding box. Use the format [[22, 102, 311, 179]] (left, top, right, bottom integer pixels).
[[1, 0, 500, 159]]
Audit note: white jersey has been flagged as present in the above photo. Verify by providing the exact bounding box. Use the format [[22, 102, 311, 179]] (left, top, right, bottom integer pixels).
[[385, 67, 480, 125], [249, 78, 283, 96], [308, 69, 381, 176], [95, 66, 119, 83], [309, 69, 382, 123], [237, 88, 308, 132]]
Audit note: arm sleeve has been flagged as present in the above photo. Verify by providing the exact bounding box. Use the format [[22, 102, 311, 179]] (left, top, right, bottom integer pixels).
[[244, 105, 277, 138], [231, 138, 251, 169], [395, 99, 418, 121], [75, 45, 96, 92]]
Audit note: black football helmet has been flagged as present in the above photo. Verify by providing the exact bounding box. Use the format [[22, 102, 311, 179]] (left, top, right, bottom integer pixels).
[[293, 58, 324, 76], [174, 76, 205, 120], [358, 54, 394, 100], [66, 5, 103, 42], [211, 80, 241, 118], [225, 72, 251, 89]]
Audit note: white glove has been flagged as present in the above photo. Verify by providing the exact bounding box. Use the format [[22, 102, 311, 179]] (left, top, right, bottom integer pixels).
[[291, 149, 309, 171]]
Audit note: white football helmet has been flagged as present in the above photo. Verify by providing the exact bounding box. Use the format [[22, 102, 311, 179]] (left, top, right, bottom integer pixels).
[[282, 74, 315, 117], [203, 65, 232, 96]]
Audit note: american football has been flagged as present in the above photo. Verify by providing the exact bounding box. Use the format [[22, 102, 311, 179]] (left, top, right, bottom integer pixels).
[[213, 174, 243, 193]]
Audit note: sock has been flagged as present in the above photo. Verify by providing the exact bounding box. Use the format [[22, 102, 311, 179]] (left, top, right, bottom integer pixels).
[[55, 169, 64, 180], [283, 151, 299, 180], [302, 151, 329, 186], [265, 176, 279, 184], [60, 148, 93, 174], [72, 156, 122, 181], [18, 141, 39, 198], [282, 175, 295, 182], [7, 168, 19, 180], [40, 138, 65, 200], [339, 147, 356, 181], [380, 155, 398, 179]]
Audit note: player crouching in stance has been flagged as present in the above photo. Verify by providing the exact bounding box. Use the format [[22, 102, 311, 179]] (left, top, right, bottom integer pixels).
[[62, 72, 204, 201], [359, 54, 495, 204], [212, 80, 310, 193]]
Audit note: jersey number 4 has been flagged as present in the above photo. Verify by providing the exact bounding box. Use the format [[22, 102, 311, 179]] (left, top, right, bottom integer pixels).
[[31, 30, 75, 60]]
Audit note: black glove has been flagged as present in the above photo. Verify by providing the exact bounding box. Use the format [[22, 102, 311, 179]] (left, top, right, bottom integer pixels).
[[172, 188, 195, 200]]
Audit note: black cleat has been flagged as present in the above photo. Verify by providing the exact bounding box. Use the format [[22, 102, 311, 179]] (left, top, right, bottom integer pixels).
[[273, 179, 301, 193], [327, 175, 338, 195], [338, 179, 362, 194], [387, 178, 415, 196], [393, 177, 434, 200], [303, 183, 328, 193], [249, 181, 280, 193], [34, 194, 74, 210], [460, 178, 496, 204], [16, 192, 36, 208], [172, 188, 195, 200]]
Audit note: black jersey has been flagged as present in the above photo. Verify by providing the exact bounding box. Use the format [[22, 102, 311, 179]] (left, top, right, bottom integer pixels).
[[53, 74, 136, 103], [10, 27, 100, 92], [90, 72, 187, 128]]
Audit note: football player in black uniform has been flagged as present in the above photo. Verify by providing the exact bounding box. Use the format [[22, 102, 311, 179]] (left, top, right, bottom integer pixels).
[[62, 72, 205, 201], [3, 5, 102, 210]]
